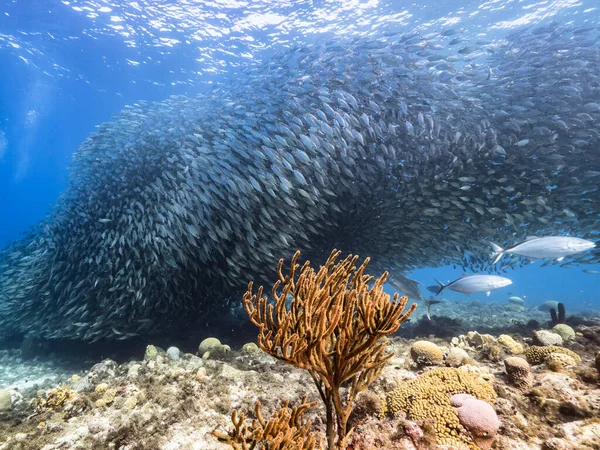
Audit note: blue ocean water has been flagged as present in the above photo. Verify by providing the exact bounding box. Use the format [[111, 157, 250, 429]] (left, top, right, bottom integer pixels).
[[1, 0, 599, 322]]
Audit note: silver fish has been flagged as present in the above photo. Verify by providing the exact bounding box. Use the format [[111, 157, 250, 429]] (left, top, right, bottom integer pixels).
[[490, 236, 595, 264], [434, 274, 513, 296], [386, 272, 424, 300]]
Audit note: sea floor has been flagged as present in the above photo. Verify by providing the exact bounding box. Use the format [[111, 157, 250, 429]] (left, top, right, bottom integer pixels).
[[0, 301, 599, 450]]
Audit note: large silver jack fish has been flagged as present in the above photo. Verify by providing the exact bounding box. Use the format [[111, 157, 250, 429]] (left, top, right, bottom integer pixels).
[[490, 236, 595, 264], [434, 274, 512, 297]]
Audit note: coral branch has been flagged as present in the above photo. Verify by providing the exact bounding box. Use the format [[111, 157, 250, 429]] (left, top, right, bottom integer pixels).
[[243, 249, 416, 449], [211, 397, 321, 450]]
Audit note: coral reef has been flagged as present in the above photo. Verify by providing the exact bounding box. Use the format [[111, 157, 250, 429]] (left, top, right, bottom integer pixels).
[[0, 290, 600, 450], [445, 347, 471, 368], [242, 343, 260, 354], [0, 316, 599, 450], [144, 344, 160, 361], [545, 353, 577, 373], [31, 387, 78, 414]]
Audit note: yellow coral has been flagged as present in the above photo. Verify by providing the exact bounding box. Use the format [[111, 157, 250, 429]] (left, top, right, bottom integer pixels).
[[545, 352, 577, 372], [384, 368, 496, 449], [242, 342, 261, 354], [124, 395, 138, 410], [198, 337, 231, 358], [32, 386, 78, 413], [95, 383, 109, 395], [552, 324, 575, 341], [169, 367, 186, 378], [102, 388, 118, 405], [525, 346, 580, 365], [497, 335, 523, 355]]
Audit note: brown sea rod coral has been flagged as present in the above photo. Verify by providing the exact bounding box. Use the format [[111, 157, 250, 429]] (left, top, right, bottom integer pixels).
[[212, 398, 322, 450], [242, 249, 416, 450]]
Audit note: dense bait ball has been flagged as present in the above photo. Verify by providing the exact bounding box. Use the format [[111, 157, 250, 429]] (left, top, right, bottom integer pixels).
[[1, 22, 600, 340]]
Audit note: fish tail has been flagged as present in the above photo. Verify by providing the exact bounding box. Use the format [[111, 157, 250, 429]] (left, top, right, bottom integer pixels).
[[434, 278, 446, 296], [489, 242, 504, 264]]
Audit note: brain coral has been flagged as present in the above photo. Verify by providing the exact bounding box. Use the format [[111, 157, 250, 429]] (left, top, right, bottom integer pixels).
[[384, 368, 496, 449], [525, 346, 581, 365]]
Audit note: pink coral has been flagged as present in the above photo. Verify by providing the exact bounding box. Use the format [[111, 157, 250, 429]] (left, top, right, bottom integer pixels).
[[450, 394, 500, 450]]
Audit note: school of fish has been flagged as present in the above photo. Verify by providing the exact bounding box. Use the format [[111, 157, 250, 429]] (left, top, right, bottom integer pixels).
[[0, 21, 600, 341]]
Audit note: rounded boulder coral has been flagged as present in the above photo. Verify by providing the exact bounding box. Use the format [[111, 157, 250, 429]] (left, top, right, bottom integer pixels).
[[552, 324, 575, 341], [198, 337, 231, 358], [410, 340, 444, 366], [533, 330, 563, 347], [450, 394, 500, 450], [445, 347, 471, 367]]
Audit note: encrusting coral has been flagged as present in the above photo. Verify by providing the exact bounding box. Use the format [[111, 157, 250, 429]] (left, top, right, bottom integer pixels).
[[383, 367, 497, 449], [212, 397, 321, 450], [31, 386, 78, 414], [242, 249, 416, 450]]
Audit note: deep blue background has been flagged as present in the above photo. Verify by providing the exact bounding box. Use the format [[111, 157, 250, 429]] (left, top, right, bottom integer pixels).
[[1, 0, 599, 312]]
